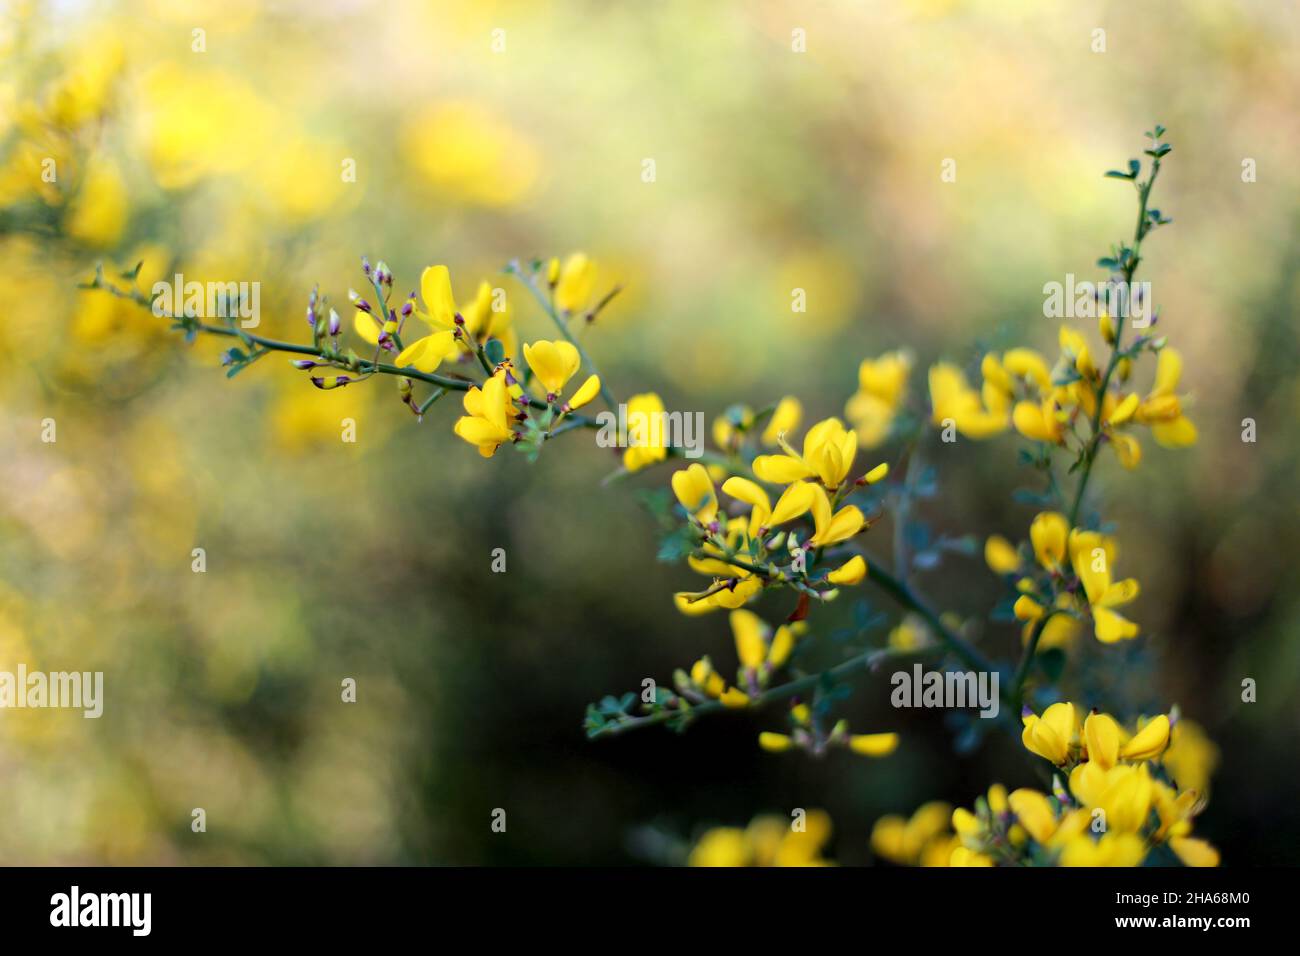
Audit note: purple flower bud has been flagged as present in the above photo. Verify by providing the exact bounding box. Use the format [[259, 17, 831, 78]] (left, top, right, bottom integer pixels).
[[291, 359, 316, 370], [401, 302, 413, 317], [306, 307, 316, 326], [362, 257, 372, 276], [355, 299, 371, 314], [328, 310, 341, 336]]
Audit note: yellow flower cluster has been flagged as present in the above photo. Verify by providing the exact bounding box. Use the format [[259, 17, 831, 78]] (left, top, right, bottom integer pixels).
[[758, 702, 898, 759], [712, 397, 802, 454], [873, 709, 1219, 867], [987, 511, 1141, 644], [674, 609, 803, 710], [688, 809, 835, 866], [871, 801, 962, 867], [927, 324, 1196, 465], [670, 419, 887, 615], [354, 262, 604, 457], [845, 351, 912, 448]]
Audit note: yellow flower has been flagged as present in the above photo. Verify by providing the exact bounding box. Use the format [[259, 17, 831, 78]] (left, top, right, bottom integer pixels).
[[848, 732, 898, 756], [673, 575, 763, 615], [807, 485, 865, 548], [758, 731, 793, 753], [1012, 395, 1066, 444], [623, 392, 669, 472], [523, 339, 582, 395], [386, 264, 470, 371], [712, 405, 754, 451], [1135, 347, 1197, 447], [1008, 788, 1058, 844], [1106, 391, 1140, 428], [827, 555, 867, 585], [1013, 594, 1045, 621], [460, 279, 513, 345], [555, 252, 596, 314], [452, 370, 517, 457], [1001, 347, 1053, 392], [887, 615, 930, 652], [566, 374, 601, 411], [1058, 325, 1097, 380], [1099, 311, 1117, 345], [1120, 713, 1171, 761], [65, 156, 127, 247], [1068, 762, 1154, 832], [1083, 711, 1123, 770], [718, 687, 750, 708], [1058, 832, 1147, 867], [1170, 836, 1220, 867], [1068, 529, 1140, 642], [730, 610, 799, 681], [984, 534, 1020, 575], [687, 827, 750, 866], [731, 609, 768, 670], [1029, 511, 1069, 571], [762, 396, 803, 446], [845, 351, 911, 447], [671, 463, 717, 524], [950, 846, 995, 866], [1094, 391, 1144, 469], [1161, 718, 1220, 795], [1022, 594, 1081, 649], [1108, 429, 1143, 470], [418, 264, 459, 329], [1021, 701, 1079, 766], [752, 417, 859, 489], [721, 477, 815, 538], [871, 801, 952, 866], [688, 517, 751, 578], [928, 362, 1009, 439], [395, 329, 458, 373]]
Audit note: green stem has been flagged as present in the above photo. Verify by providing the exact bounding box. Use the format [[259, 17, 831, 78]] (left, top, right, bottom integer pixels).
[[91, 276, 601, 426], [1009, 610, 1059, 715], [1067, 154, 1162, 528], [589, 645, 936, 739]]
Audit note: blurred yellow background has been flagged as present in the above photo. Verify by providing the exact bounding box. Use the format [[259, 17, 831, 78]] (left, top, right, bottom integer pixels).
[[1, 0, 1297, 864]]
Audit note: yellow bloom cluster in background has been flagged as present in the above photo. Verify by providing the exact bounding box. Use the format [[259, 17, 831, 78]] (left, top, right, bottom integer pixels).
[[689, 809, 835, 867], [873, 709, 1219, 867], [6, 0, 1282, 869], [988, 512, 1140, 645], [927, 327, 1196, 463]]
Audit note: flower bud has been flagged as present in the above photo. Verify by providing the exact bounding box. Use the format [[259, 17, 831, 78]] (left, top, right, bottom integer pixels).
[[327, 308, 341, 336]]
